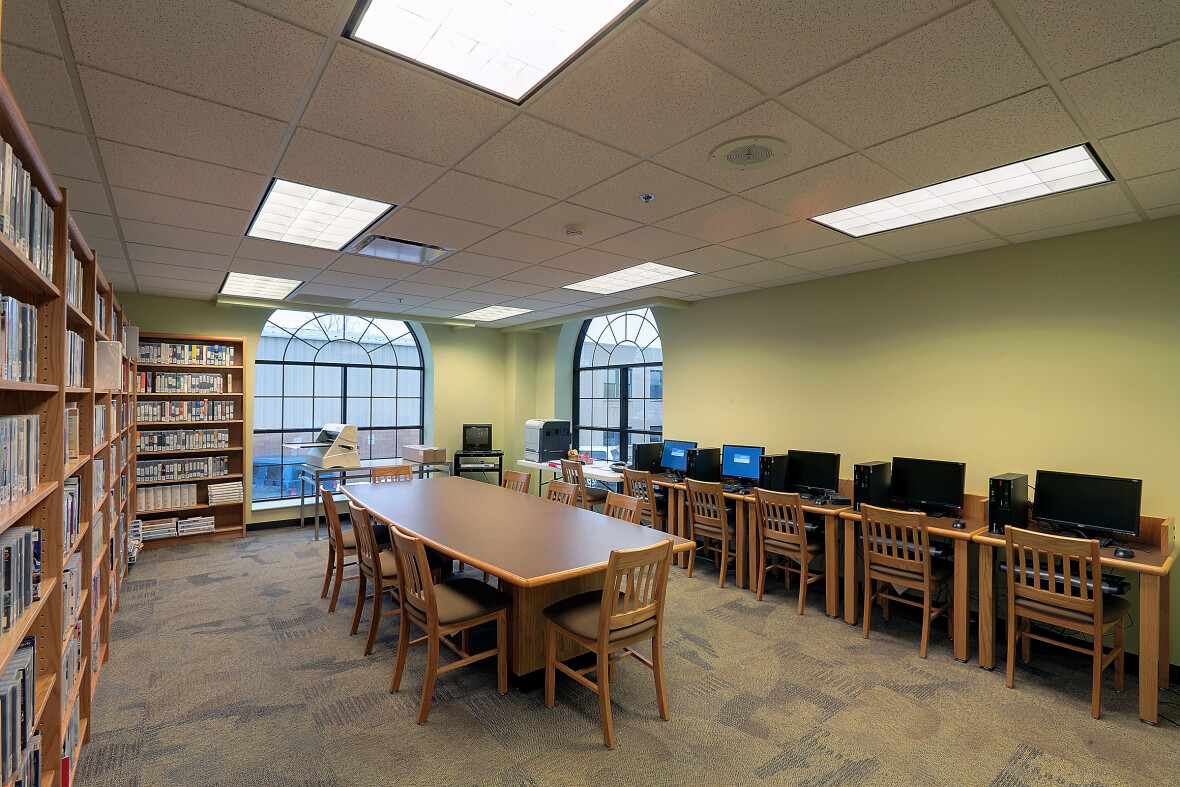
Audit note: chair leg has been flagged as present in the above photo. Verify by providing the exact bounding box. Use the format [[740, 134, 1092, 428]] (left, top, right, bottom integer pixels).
[[496, 610, 508, 695], [862, 577, 873, 639], [686, 543, 696, 578], [418, 632, 440, 724], [328, 552, 346, 613], [652, 633, 669, 720], [1114, 620, 1125, 692], [1091, 635, 1103, 719], [321, 543, 334, 598], [596, 648, 615, 749], [755, 542, 767, 602], [919, 594, 932, 659], [797, 559, 808, 616], [350, 574, 367, 635], [461, 628, 471, 655], [544, 622, 557, 708], [390, 611, 411, 692], [717, 537, 728, 589], [365, 586, 382, 656], [1005, 614, 1018, 688], [1022, 625, 1031, 663]]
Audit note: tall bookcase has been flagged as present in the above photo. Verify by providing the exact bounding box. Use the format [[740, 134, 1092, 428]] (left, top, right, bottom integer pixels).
[[0, 70, 136, 787], [133, 332, 246, 547]]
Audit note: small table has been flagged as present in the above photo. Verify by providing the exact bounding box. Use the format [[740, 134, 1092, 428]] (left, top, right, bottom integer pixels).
[[298, 458, 451, 540], [517, 458, 624, 495]]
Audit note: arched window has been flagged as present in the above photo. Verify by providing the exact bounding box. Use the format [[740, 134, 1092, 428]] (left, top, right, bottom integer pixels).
[[252, 310, 424, 501], [573, 308, 662, 463]]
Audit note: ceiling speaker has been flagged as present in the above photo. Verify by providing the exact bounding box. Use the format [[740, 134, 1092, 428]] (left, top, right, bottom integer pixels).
[[709, 136, 790, 171]]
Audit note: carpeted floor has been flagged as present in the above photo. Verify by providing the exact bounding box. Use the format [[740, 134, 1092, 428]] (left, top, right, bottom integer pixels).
[[77, 526, 1178, 786]]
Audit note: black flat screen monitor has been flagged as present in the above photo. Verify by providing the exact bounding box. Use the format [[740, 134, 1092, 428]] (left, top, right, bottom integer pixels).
[[660, 439, 696, 473], [1032, 470, 1142, 538], [461, 423, 492, 452], [722, 445, 763, 481], [787, 450, 840, 494], [890, 457, 965, 512]]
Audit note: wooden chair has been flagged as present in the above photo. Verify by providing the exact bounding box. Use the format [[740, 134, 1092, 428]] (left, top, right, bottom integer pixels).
[[1004, 527, 1127, 718], [752, 489, 824, 613], [545, 480, 579, 506], [602, 492, 642, 524], [372, 464, 414, 482], [622, 468, 667, 531], [346, 500, 401, 656], [860, 505, 953, 658], [560, 459, 608, 510], [319, 485, 359, 613], [501, 470, 531, 494], [544, 539, 674, 749], [389, 527, 510, 724], [684, 479, 736, 587]]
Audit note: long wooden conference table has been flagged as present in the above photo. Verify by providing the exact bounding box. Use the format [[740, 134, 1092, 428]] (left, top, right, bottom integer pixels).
[[342, 476, 693, 676]]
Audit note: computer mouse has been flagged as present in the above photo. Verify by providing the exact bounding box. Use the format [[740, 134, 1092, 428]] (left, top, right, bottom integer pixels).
[[1113, 547, 1135, 559], [952, 520, 966, 529]]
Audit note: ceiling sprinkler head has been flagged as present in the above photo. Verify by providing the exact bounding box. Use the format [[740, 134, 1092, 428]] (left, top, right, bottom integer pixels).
[[639, 193, 655, 204], [565, 224, 584, 238]]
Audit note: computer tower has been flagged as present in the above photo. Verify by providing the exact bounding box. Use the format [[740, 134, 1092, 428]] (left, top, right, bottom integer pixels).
[[989, 473, 1028, 534], [853, 461, 891, 511], [759, 454, 789, 492], [685, 448, 720, 482], [632, 441, 663, 472]]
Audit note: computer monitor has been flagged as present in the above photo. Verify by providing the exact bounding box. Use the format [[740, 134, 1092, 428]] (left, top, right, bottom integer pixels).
[[660, 439, 696, 473], [890, 457, 965, 513], [1032, 470, 1142, 539], [722, 445, 763, 481], [461, 423, 492, 452], [786, 450, 840, 495]]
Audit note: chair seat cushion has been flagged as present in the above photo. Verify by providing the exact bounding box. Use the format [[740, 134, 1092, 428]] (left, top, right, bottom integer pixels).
[[764, 530, 822, 554], [1016, 594, 1130, 627], [336, 528, 357, 549], [870, 557, 952, 584], [582, 486, 609, 503], [377, 551, 399, 580], [408, 577, 511, 626], [543, 591, 657, 644]]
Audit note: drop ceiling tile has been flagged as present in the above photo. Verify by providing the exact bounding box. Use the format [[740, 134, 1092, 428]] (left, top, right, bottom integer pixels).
[[592, 226, 704, 261], [1, 46, 84, 132], [707, 284, 761, 298], [1126, 169, 1180, 210], [656, 274, 739, 295], [372, 208, 497, 251], [655, 196, 787, 243], [294, 282, 370, 300], [129, 245, 231, 270], [326, 255, 420, 279], [277, 127, 442, 206], [301, 44, 514, 165], [407, 172, 554, 228], [973, 183, 1135, 238], [71, 211, 120, 242], [422, 298, 487, 313], [1006, 0, 1180, 78], [237, 0, 344, 34], [62, 0, 323, 119], [861, 217, 998, 257], [458, 116, 637, 198], [88, 237, 123, 261], [742, 155, 911, 222], [867, 89, 1082, 186], [570, 162, 727, 223], [112, 188, 251, 236], [715, 260, 811, 285], [495, 297, 567, 311], [510, 203, 641, 247], [822, 258, 908, 277], [761, 272, 825, 288], [444, 290, 512, 306], [97, 141, 264, 209], [468, 279, 550, 297], [377, 282, 459, 299], [311, 270, 406, 291], [1, 0, 58, 53], [355, 294, 432, 309], [97, 256, 131, 273], [105, 272, 137, 292], [903, 237, 1008, 262], [137, 277, 219, 296], [781, 2, 1043, 148], [575, 296, 627, 310], [772, 242, 894, 273], [543, 247, 637, 276], [536, 303, 592, 315], [1101, 119, 1180, 180], [228, 258, 319, 281], [407, 306, 468, 318], [27, 124, 99, 181], [236, 237, 339, 267], [648, 0, 949, 93], [129, 262, 227, 284], [1005, 213, 1139, 245], [404, 268, 490, 289], [431, 252, 530, 278], [121, 220, 240, 256], [1146, 204, 1180, 219], [56, 177, 110, 215], [466, 231, 577, 264], [1063, 41, 1180, 138], [503, 266, 586, 288], [723, 220, 847, 259], [527, 288, 596, 305], [79, 67, 286, 173], [659, 245, 763, 274], [528, 22, 764, 157]]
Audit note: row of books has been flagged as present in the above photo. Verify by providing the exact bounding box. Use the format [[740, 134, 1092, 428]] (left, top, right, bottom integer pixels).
[[92, 510, 104, 565], [65, 248, 83, 309], [62, 699, 80, 784], [139, 517, 178, 541], [178, 516, 215, 536], [65, 406, 79, 461], [93, 458, 106, 507], [136, 399, 235, 423], [95, 293, 107, 335], [0, 527, 39, 633], [138, 341, 234, 366], [0, 636, 38, 785], [2, 141, 54, 279], [136, 483, 196, 512], [207, 481, 243, 504], [0, 415, 39, 506], [66, 330, 84, 388], [61, 553, 82, 642], [136, 371, 230, 393], [136, 429, 230, 453], [136, 456, 230, 483], [94, 404, 108, 446], [63, 476, 80, 559], [1, 295, 38, 383]]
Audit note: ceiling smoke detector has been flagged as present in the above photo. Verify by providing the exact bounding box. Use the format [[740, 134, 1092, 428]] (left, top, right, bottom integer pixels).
[[709, 136, 790, 171], [565, 224, 584, 238]]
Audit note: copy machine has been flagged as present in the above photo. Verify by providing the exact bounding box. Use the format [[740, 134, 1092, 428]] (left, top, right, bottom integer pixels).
[[524, 419, 571, 462]]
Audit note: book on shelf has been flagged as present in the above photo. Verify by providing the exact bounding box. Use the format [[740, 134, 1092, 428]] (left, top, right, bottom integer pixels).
[[136, 428, 230, 453], [91, 512, 104, 564], [138, 341, 234, 366], [93, 403, 108, 446], [136, 455, 229, 483], [95, 341, 122, 391], [177, 516, 215, 536], [65, 405, 79, 460], [0, 636, 35, 783], [127, 519, 142, 564], [136, 482, 197, 512], [0, 294, 38, 383], [206, 481, 244, 504], [137, 398, 235, 422], [1, 140, 54, 278], [93, 458, 106, 507], [137, 371, 229, 393], [66, 330, 84, 388], [139, 517, 178, 541], [95, 293, 107, 335], [0, 415, 39, 506], [62, 476, 80, 558], [65, 248, 83, 309], [0, 527, 34, 632], [61, 554, 82, 642], [30, 530, 40, 603]]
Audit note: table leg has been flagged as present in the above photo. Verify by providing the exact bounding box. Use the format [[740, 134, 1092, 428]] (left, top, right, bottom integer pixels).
[[1139, 574, 1161, 723], [1161, 572, 1170, 690], [978, 543, 995, 669], [747, 500, 758, 589], [735, 499, 747, 589], [670, 488, 686, 568], [824, 515, 840, 618], [844, 519, 858, 624], [953, 538, 970, 662]]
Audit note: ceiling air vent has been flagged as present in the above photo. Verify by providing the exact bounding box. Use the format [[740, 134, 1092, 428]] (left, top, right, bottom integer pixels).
[[348, 234, 452, 265], [709, 136, 790, 171]]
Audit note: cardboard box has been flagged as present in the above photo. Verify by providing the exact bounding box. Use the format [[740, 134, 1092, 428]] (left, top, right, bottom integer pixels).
[[402, 445, 446, 463]]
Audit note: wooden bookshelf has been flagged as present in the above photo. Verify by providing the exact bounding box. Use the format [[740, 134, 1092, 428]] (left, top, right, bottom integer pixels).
[[134, 332, 246, 549]]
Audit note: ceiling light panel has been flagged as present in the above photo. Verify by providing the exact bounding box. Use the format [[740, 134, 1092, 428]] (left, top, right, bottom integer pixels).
[[563, 261, 694, 294], [219, 272, 303, 300], [812, 145, 1112, 238], [247, 179, 393, 250], [349, 0, 646, 103], [455, 305, 534, 321]]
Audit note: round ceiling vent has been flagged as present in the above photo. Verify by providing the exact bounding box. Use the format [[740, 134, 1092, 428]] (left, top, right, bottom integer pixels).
[[709, 136, 790, 171]]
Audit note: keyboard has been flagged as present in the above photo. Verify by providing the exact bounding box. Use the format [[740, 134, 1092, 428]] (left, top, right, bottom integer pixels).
[[998, 561, 1129, 595], [721, 483, 746, 494]]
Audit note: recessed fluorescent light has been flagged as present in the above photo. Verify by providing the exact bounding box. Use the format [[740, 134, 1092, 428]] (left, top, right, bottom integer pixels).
[[246, 178, 393, 250], [351, 235, 452, 265], [563, 262, 694, 295], [348, 0, 647, 103], [811, 144, 1112, 238], [456, 305, 534, 322], [219, 272, 302, 300]]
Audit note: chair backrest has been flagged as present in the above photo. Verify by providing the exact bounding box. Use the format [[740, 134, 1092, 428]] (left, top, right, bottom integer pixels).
[[603, 492, 642, 524], [860, 505, 930, 578], [546, 480, 578, 506], [321, 485, 346, 546], [390, 526, 436, 624], [1005, 527, 1102, 624], [753, 488, 807, 546], [346, 498, 379, 575], [501, 470, 531, 494], [372, 464, 413, 482], [622, 468, 658, 521], [685, 479, 728, 532], [598, 539, 674, 640]]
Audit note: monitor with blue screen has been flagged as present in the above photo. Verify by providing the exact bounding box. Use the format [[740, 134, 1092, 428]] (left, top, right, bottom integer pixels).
[[722, 445, 763, 481], [660, 439, 696, 473]]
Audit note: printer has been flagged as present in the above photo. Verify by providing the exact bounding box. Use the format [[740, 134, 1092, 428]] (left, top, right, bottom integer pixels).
[[283, 423, 360, 469], [524, 419, 571, 462]]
